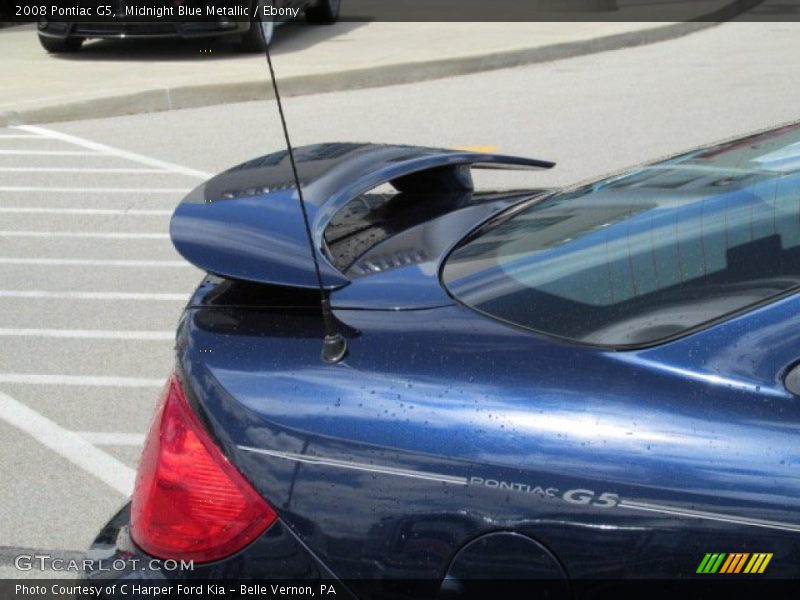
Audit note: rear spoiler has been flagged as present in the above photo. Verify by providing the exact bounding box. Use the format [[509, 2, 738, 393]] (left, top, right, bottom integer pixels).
[[170, 143, 554, 289]]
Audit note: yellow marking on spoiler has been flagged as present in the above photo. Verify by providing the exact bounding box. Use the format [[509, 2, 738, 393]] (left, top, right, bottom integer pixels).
[[453, 145, 498, 153]]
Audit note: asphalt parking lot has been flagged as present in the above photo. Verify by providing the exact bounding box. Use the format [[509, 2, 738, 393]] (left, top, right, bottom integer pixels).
[[0, 125, 208, 577], [1, 17, 800, 578]]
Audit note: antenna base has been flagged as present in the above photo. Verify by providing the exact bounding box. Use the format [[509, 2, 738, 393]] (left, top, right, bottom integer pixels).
[[321, 333, 347, 364]]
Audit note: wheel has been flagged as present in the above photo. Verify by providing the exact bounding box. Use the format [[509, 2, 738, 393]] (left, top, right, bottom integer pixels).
[[38, 34, 83, 53], [305, 0, 340, 23], [238, 13, 274, 52]]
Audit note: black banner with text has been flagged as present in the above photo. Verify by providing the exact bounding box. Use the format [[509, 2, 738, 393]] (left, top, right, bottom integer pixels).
[[3, 0, 800, 23], [3, 578, 800, 600]]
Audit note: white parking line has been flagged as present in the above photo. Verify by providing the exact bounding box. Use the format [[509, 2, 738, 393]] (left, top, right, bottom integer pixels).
[[0, 167, 172, 174], [14, 125, 213, 180], [0, 231, 170, 240], [0, 390, 135, 495], [0, 127, 206, 503], [0, 186, 186, 193], [0, 257, 190, 267], [0, 374, 165, 387], [0, 207, 172, 216], [76, 432, 146, 446], [0, 290, 186, 301], [0, 328, 174, 340]]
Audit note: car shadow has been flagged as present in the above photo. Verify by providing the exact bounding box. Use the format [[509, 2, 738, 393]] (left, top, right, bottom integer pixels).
[[49, 20, 369, 62]]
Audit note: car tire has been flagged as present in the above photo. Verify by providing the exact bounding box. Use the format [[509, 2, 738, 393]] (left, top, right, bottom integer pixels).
[[239, 12, 274, 52], [305, 0, 340, 23], [38, 34, 83, 53]]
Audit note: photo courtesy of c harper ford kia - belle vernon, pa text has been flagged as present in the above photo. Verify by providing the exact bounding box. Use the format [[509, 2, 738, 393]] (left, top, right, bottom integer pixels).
[[0, 1, 800, 599]]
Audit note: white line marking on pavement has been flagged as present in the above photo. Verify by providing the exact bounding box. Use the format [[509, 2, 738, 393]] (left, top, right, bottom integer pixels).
[[14, 125, 213, 180], [0, 257, 190, 267], [0, 328, 174, 340], [0, 167, 172, 174], [76, 431, 146, 446], [0, 290, 187, 301], [0, 230, 170, 240], [0, 390, 135, 495], [0, 150, 101, 156], [0, 374, 165, 387], [0, 186, 186, 193], [0, 207, 172, 216], [0, 134, 42, 139]]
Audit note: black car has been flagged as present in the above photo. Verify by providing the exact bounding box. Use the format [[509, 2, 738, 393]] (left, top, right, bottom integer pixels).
[[37, 0, 339, 53]]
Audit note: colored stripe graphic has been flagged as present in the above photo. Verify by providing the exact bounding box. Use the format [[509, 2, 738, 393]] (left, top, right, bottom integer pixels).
[[709, 553, 726, 573], [721, 553, 748, 573], [744, 554, 760, 574], [719, 554, 736, 573], [698, 552, 772, 574], [744, 553, 773, 574], [697, 553, 727, 573], [734, 553, 750, 573], [696, 553, 713, 573], [758, 554, 773, 573]]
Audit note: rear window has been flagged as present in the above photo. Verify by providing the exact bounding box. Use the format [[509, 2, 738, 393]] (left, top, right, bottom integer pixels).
[[442, 125, 800, 347]]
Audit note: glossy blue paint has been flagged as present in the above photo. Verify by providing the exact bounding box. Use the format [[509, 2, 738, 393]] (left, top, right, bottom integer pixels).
[[177, 294, 800, 581], [170, 143, 552, 290], [88, 126, 800, 593]]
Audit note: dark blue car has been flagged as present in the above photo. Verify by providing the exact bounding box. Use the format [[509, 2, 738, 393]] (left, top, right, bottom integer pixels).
[[85, 125, 800, 597]]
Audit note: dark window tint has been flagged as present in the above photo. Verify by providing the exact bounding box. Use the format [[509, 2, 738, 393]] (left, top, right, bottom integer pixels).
[[443, 126, 800, 347]]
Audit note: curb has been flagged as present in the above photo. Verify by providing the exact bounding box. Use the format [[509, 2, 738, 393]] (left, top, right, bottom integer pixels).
[[0, 8, 757, 126]]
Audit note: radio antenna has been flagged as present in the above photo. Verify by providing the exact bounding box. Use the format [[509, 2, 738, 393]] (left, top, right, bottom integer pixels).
[[262, 34, 347, 364]]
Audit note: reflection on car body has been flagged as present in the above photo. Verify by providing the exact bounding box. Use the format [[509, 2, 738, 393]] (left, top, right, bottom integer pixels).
[[85, 125, 800, 597]]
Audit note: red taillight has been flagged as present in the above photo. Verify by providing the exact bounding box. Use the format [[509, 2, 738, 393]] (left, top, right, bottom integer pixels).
[[131, 373, 276, 562]]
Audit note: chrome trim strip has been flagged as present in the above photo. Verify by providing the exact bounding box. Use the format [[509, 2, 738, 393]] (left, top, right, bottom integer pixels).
[[237, 446, 469, 486], [240, 445, 800, 533], [619, 500, 800, 533]]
